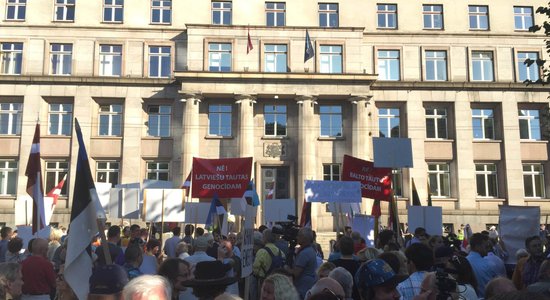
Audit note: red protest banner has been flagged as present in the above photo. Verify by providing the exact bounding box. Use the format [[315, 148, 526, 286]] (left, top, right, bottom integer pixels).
[[342, 155, 392, 201], [192, 157, 253, 198]]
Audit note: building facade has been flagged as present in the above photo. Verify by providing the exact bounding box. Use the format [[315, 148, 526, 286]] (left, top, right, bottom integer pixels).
[[0, 0, 549, 233]]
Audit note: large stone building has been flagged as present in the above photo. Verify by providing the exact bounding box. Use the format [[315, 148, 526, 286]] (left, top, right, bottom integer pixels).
[[0, 0, 549, 233]]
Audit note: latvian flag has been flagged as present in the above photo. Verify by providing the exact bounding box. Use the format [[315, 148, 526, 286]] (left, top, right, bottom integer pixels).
[[25, 124, 45, 234], [181, 170, 191, 195]]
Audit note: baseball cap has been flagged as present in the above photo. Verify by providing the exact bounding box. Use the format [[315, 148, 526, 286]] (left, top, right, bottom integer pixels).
[[89, 264, 129, 295], [355, 258, 407, 289]]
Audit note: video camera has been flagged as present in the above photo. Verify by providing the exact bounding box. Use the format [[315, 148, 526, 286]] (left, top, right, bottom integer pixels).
[[271, 215, 301, 243], [435, 269, 457, 300]]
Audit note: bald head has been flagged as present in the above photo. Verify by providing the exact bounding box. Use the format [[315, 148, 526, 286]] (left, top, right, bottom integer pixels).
[[31, 238, 49, 257]]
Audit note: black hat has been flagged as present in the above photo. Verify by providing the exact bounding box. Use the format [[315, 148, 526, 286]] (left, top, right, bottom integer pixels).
[[182, 261, 238, 287]]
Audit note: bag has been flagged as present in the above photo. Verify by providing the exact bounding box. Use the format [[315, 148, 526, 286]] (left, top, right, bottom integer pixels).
[[263, 246, 285, 276]]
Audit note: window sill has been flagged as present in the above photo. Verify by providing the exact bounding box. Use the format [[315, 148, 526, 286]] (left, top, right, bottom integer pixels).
[[262, 136, 288, 140], [520, 140, 548, 144], [318, 136, 345, 141], [425, 138, 454, 142], [0, 135, 20, 138], [149, 22, 172, 26], [0, 195, 16, 199], [472, 139, 502, 143], [92, 136, 123, 140], [52, 20, 75, 23], [205, 135, 234, 140], [475, 198, 505, 202], [431, 197, 457, 202], [376, 27, 398, 30], [423, 28, 444, 31], [44, 135, 71, 138], [4, 19, 25, 22], [101, 21, 123, 24], [469, 28, 489, 31], [524, 198, 550, 202], [142, 136, 172, 140]]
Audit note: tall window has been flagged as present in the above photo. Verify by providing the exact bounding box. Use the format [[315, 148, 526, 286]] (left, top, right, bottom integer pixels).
[[392, 169, 402, 197], [469, 5, 488, 30], [514, 7, 533, 31], [0, 103, 22, 135], [50, 43, 72, 75], [319, 3, 338, 27], [379, 108, 400, 138], [45, 161, 68, 196], [147, 105, 171, 137], [54, 0, 75, 21], [425, 50, 447, 81], [523, 164, 545, 198], [146, 162, 169, 181], [96, 161, 119, 187], [423, 5, 443, 29], [323, 164, 340, 181], [265, 44, 287, 72], [208, 43, 231, 72], [472, 109, 494, 140], [266, 2, 285, 26], [377, 4, 397, 29], [264, 105, 287, 136], [151, 0, 171, 24], [212, 1, 231, 25], [98, 104, 122, 136], [48, 104, 72, 136], [519, 109, 541, 140], [471, 51, 494, 81], [103, 0, 123, 23], [0, 161, 17, 195], [1, 42, 23, 75], [148, 46, 170, 78], [6, 0, 26, 21], [517, 52, 540, 82], [99, 45, 122, 77], [425, 108, 447, 139], [320, 105, 342, 137], [377, 50, 400, 81], [319, 45, 342, 74], [428, 163, 450, 197], [209, 104, 232, 136], [476, 163, 497, 198]]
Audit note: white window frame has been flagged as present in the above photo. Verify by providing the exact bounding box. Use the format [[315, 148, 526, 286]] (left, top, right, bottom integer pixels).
[[514, 6, 533, 31], [423, 4, 443, 29], [48, 103, 73, 136], [319, 45, 342, 74], [468, 5, 488, 30], [151, 0, 171, 24], [103, 0, 123, 23], [428, 163, 451, 197], [208, 104, 232, 137], [98, 104, 122, 136], [146, 161, 169, 181], [148, 46, 171, 78], [208, 43, 232, 72], [50, 43, 72, 76], [212, 1, 231, 25], [523, 164, 545, 198], [6, 0, 26, 21], [264, 44, 287, 73], [99, 44, 122, 77], [323, 164, 341, 181], [96, 161, 120, 187], [319, 105, 342, 137], [377, 4, 397, 29], [0, 160, 17, 195], [54, 0, 75, 22], [0, 103, 22, 135], [377, 49, 400, 81], [475, 163, 498, 198], [147, 105, 171, 137], [425, 108, 447, 139], [472, 108, 494, 140], [45, 161, 69, 196], [517, 51, 540, 82], [318, 3, 338, 28], [471, 51, 494, 82], [519, 109, 541, 140], [266, 2, 285, 27], [1, 42, 23, 75], [264, 104, 287, 136], [378, 108, 400, 138], [425, 50, 447, 81]]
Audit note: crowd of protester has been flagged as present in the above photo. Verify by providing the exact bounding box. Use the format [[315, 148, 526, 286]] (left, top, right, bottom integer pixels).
[[1, 222, 550, 299]]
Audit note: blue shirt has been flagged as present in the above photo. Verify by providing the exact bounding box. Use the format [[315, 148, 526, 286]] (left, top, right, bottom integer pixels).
[[0, 240, 8, 263], [466, 251, 498, 297], [294, 246, 317, 299], [397, 271, 426, 300]]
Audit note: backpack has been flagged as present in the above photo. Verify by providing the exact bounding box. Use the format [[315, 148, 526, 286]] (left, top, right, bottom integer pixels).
[[263, 246, 285, 277]]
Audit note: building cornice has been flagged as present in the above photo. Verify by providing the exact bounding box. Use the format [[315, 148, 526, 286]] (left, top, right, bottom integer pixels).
[[0, 75, 176, 86], [371, 81, 550, 92], [175, 71, 377, 84]]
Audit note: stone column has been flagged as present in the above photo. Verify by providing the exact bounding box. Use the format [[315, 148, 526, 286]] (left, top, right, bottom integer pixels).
[[121, 88, 144, 184], [296, 95, 317, 221], [349, 95, 373, 160], [180, 93, 202, 178], [236, 94, 256, 158]]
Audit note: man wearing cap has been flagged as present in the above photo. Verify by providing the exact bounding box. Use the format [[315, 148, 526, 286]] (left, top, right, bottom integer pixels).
[[182, 261, 239, 300], [88, 264, 129, 300], [355, 258, 407, 300]]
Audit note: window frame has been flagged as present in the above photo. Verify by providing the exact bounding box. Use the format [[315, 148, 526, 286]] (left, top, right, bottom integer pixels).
[[523, 163, 545, 198], [377, 4, 397, 29], [45, 161, 69, 197], [148, 45, 171, 78], [424, 49, 448, 81], [472, 108, 495, 140], [515, 50, 540, 82], [48, 103, 73, 136], [208, 42, 232, 72], [265, 2, 285, 27], [54, 0, 75, 22], [319, 105, 343, 137], [5, 0, 26, 21], [1, 42, 23, 75], [98, 104, 123, 136], [470, 50, 495, 82], [392, 169, 403, 197], [0, 102, 22, 135], [96, 161, 120, 187], [318, 44, 343, 74], [425, 108, 448, 139], [468, 5, 489, 31], [49, 43, 73, 76], [323, 164, 341, 181], [378, 107, 400, 138], [147, 104, 171, 137], [428, 163, 451, 198], [0, 160, 17, 196], [146, 161, 169, 181], [376, 48, 401, 81], [264, 104, 287, 137], [263, 43, 288, 73], [151, 0, 171, 25], [99, 44, 122, 77], [423, 4, 444, 30], [211, 1, 232, 25], [208, 103, 232, 137], [475, 163, 498, 198], [519, 109, 541, 141], [103, 0, 123, 23], [318, 3, 338, 28], [514, 6, 533, 31]]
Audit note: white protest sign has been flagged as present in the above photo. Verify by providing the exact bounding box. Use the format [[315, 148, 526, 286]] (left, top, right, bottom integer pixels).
[[184, 202, 211, 224], [241, 206, 255, 278], [230, 198, 258, 217], [122, 188, 140, 219], [143, 189, 164, 222], [352, 214, 375, 247], [407, 206, 443, 236], [109, 188, 123, 218], [263, 199, 295, 223], [373, 137, 413, 168], [328, 202, 361, 215], [143, 180, 173, 189], [304, 180, 362, 203], [15, 196, 32, 226], [499, 205, 540, 264], [95, 182, 112, 215], [16, 226, 33, 249], [162, 189, 185, 222]]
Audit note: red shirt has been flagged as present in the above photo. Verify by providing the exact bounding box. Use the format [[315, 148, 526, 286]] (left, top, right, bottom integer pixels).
[[21, 255, 56, 295]]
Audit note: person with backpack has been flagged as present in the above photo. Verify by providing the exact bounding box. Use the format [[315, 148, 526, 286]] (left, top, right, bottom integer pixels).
[[253, 229, 286, 280]]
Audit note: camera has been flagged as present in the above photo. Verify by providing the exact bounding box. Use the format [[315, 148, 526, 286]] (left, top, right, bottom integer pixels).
[[271, 215, 301, 243], [435, 270, 457, 300]]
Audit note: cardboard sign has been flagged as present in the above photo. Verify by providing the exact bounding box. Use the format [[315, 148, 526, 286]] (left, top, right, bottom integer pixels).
[[352, 214, 375, 247], [241, 206, 255, 278], [109, 188, 123, 218], [230, 198, 258, 217], [192, 157, 253, 198], [143, 180, 173, 189], [407, 206, 443, 236], [372, 137, 413, 168], [143, 189, 185, 222], [94, 182, 112, 215], [342, 155, 393, 200], [304, 180, 362, 203], [499, 205, 540, 264], [15, 196, 32, 226], [184, 202, 211, 224], [122, 188, 140, 219], [327, 202, 361, 215], [263, 199, 296, 223]]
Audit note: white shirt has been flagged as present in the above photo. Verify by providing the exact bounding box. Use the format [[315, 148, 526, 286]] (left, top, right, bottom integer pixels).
[[164, 236, 182, 258]]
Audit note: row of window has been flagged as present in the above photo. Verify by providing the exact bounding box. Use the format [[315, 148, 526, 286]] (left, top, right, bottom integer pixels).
[[1, 41, 540, 82], [0, 159, 545, 200], [5, 1, 534, 32], [0, 102, 543, 141]]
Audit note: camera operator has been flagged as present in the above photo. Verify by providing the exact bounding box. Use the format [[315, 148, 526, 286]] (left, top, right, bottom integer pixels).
[[284, 227, 317, 299], [413, 271, 458, 300]]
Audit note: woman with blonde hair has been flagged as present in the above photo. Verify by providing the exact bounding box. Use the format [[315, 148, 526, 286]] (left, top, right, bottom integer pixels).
[[260, 273, 299, 300], [47, 228, 63, 261], [0, 262, 24, 300]]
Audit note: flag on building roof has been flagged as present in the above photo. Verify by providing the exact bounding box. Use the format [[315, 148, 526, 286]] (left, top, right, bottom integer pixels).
[[304, 29, 315, 62], [411, 178, 421, 206], [247, 27, 253, 54], [205, 194, 226, 233], [243, 180, 260, 207], [427, 179, 433, 206], [25, 124, 45, 234], [45, 173, 67, 224], [300, 198, 311, 228], [64, 119, 107, 300]]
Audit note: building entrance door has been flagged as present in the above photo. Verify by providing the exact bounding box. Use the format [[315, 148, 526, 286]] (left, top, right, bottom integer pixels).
[[261, 166, 290, 200]]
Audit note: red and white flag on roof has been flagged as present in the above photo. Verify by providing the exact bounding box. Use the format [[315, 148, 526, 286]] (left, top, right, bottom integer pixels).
[[25, 124, 45, 234]]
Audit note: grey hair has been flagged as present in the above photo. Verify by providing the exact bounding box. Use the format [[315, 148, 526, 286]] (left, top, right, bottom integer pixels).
[[328, 267, 353, 298], [263, 229, 276, 244], [122, 275, 171, 300]]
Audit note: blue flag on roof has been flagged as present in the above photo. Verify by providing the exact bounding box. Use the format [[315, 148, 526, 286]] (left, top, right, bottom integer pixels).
[[304, 30, 315, 62]]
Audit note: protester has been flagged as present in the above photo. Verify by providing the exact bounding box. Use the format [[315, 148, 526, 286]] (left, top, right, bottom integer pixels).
[[412, 271, 458, 300], [253, 229, 286, 280], [0, 262, 24, 300], [356, 247, 380, 263], [260, 273, 299, 300], [183, 225, 195, 245], [158, 258, 192, 300], [305, 277, 345, 300], [526, 259, 550, 296], [351, 232, 366, 254], [328, 267, 354, 300], [466, 233, 499, 297], [445, 255, 478, 299], [331, 236, 360, 299], [184, 236, 215, 265], [285, 227, 317, 299], [164, 227, 182, 258], [121, 226, 131, 248], [140, 239, 161, 275], [378, 252, 403, 276], [228, 233, 241, 258], [428, 235, 445, 252], [376, 230, 396, 250], [485, 277, 517, 299], [88, 264, 129, 300], [406, 227, 428, 248], [397, 243, 434, 299], [513, 236, 545, 289], [47, 228, 63, 262], [95, 225, 124, 266], [176, 242, 190, 259], [21, 238, 56, 300], [122, 275, 171, 300], [316, 262, 336, 279], [5, 237, 25, 263], [123, 245, 144, 280], [0, 227, 13, 263], [182, 261, 238, 300], [218, 240, 239, 295], [355, 258, 406, 300]]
